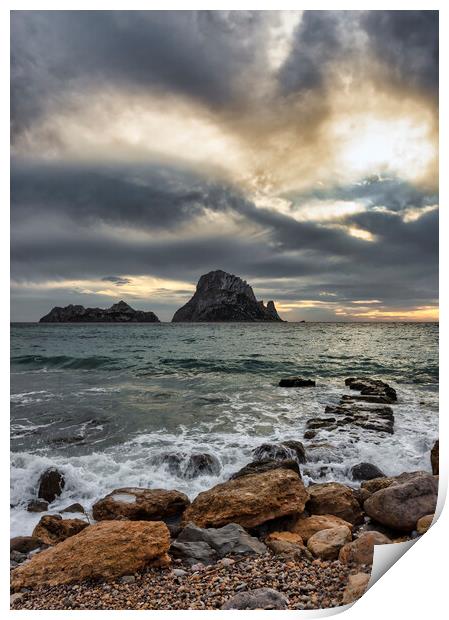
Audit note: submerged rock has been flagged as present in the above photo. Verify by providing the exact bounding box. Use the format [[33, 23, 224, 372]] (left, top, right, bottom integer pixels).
[[279, 377, 315, 388], [155, 452, 221, 479], [221, 588, 289, 610], [252, 440, 306, 464], [11, 521, 170, 590], [92, 487, 190, 522], [32, 514, 88, 545], [364, 472, 438, 531], [351, 463, 385, 481], [230, 458, 300, 480], [39, 300, 160, 323], [38, 468, 65, 503], [183, 468, 309, 529], [171, 270, 283, 322], [345, 377, 397, 402]]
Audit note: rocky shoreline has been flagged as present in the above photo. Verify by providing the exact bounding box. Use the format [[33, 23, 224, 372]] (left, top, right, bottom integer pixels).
[[10, 377, 439, 610]]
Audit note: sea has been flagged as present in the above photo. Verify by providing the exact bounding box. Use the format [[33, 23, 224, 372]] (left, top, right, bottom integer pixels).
[[10, 322, 438, 538]]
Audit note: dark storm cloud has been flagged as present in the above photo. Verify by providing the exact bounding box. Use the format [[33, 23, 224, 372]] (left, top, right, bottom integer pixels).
[[11, 10, 267, 136], [362, 10, 439, 95]]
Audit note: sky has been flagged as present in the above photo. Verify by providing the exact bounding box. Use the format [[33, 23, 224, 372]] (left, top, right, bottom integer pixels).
[[10, 10, 439, 322]]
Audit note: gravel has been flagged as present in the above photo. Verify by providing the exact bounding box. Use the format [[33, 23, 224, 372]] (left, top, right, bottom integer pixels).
[[11, 553, 362, 610]]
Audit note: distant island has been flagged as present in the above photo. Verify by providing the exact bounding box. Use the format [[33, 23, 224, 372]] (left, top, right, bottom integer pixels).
[[39, 301, 160, 323], [172, 270, 284, 322]]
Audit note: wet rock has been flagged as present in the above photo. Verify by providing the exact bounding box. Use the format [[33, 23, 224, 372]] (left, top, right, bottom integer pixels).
[[303, 430, 317, 440], [176, 522, 267, 558], [307, 482, 364, 524], [416, 514, 434, 534], [431, 440, 439, 475], [10, 550, 27, 565], [253, 440, 306, 464], [38, 468, 65, 503], [155, 452, 221, 478], [345, 377, 397, 402], [229, 458, 300, 480], [10, 536, 42, 554], [339, 531, 391, 565], [11, 521, 171, 590], [32, 514, 89, 545], [221, 588, 289, 610], [183, 468, 309, 529], [27, 499, 49, 513], [279, 377, 315, 388], [291, 514, 353, 542], [92, 487, 190, 522], [307, 526, 352, 560], [364, 472, 438, 531], [342, 572, 370, 604], [306, 417, 336, 430], [60, 503, 85, 514], [351, 463, 385, 481]]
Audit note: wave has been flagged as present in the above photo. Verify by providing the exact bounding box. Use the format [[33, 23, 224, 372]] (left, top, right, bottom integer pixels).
[[10, 354, 127, 371]]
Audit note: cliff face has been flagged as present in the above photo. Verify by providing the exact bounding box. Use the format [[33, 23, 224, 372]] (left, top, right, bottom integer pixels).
[[172, 270, 284, 322], [39, 301, 160, 323]]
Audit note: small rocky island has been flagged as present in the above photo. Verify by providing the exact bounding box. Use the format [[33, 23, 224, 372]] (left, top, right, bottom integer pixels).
[[172, 270, 283, 322], [39, 301, 160, 323]]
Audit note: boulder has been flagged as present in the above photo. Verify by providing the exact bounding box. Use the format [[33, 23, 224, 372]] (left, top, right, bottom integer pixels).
[[307, 525, 352, 560], [10, 536, 42, 554], [416, 514, 434, 535], [431, 440, 439, 475], [11, 521, 170, 590], [92, 487, 190, 521], [291, 514, 353, 542], [351, 463, 385, 481], [279, 377, 315, 388], [27, 499, 49, 512], [230, 458, 300, 480], [221, 588, 289, 610], [38, 467, 65, 503], [182, 468, 309, 529], [253, 440, 306, 464], [264, 531, 312, 560], [307, 483, 364, 524], [32, 514, 89, 545], [172, 270, 283, 322], [339, 531, 391, 566], [342, 572, 370, 604], [364, 473, 438, 531]]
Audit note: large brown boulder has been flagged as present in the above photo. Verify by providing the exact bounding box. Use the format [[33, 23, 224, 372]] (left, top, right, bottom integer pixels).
[[11, 521, 170, 590], [307, 483, 364, 524], [291, 514, 353, 542], [182, 468, 309, 529], [431, 440, 439, 475], [339, 531, 391, 566], [364, 473, 438, 531], [307, 525, 352, 560], [92, 487, 190, 521], [32, 514, 88, 545]]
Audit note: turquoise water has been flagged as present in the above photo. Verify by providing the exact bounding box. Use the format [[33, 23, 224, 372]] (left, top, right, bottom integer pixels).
[[11, 322, 438, 536]]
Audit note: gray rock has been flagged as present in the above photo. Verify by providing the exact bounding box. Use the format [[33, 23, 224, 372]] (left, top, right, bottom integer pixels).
[[178, 522, 267, 557], [221, 588, 289, 610], [172, 270, 283, 322], [170, 540, 218, 565], [39, 300, 160, 323], [172, 568, 188, 577], [120, 575, 136, 584], [38, 467, 65, 503]]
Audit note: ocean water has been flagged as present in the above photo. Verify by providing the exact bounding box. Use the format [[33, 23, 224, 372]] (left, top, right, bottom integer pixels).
[[10, 322, 438, 537]]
